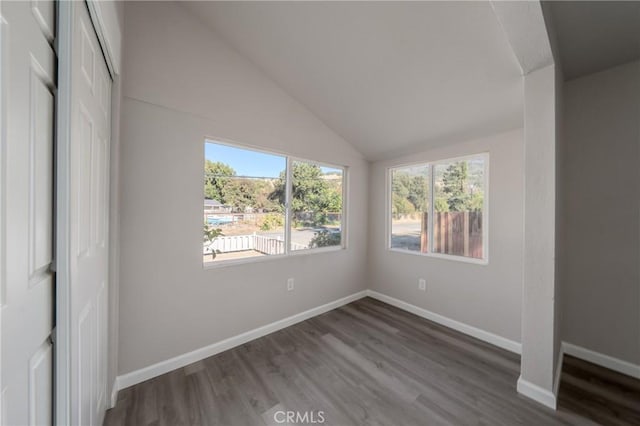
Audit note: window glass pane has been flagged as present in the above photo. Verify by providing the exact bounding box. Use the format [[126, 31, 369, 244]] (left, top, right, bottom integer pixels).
[[390, 165, 430, 252], [204, 141, 286, 263], [290, 161, 343, 251], [433, 156, 485, 259]]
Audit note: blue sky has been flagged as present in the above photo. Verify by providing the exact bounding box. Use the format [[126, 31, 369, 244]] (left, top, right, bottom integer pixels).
[[205, 141, 285, 178], [205, 141, 341, 177]]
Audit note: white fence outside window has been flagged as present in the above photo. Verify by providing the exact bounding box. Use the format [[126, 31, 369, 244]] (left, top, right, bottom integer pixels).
[[204, 234, 307, 255]]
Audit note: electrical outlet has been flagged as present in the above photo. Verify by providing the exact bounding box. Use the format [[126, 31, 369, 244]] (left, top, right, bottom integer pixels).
[[287, 278, 295, 291], [418, 278, 426, 291]]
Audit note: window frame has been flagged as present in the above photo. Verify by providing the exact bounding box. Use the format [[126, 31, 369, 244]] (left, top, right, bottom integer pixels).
[[387, 152, 489, 265], [203, 137, 348, 269]]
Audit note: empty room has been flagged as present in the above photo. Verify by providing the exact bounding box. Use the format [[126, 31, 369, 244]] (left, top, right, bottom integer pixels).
[[1, 1, 639, 425]]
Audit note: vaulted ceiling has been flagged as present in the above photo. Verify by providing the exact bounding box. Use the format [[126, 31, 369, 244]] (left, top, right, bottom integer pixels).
[[183, 1, 524, 160]]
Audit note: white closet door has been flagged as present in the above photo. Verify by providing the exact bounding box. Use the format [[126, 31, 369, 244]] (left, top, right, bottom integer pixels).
[[0, 1, 57, 425], [68, 2, 112, 425]]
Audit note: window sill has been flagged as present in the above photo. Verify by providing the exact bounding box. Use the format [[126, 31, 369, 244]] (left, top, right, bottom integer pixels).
[[203, 245, 345, 270], [388, 248, 488, 265]]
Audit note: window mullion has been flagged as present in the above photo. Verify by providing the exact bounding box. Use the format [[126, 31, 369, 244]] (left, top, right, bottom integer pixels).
[[284, 157, 293, 255], [428, 164, 435, 253]]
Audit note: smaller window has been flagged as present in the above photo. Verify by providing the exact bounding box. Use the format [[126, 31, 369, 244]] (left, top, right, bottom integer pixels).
[[290, 161, 344, 251], [390, 165, 430, 252], [389, 154, 487, 262]]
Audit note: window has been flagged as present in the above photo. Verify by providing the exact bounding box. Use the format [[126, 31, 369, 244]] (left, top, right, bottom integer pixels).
[[290, 161, 344, 251], [389, 154, 487, 262], [204, 140, 345, 265]]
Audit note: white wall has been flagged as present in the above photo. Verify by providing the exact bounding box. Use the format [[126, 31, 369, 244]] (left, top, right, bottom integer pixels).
[[118, 1, 369, 375], [543, 3, 566, 391], [562, 60, 640, 365], [368, 129, 524, 345], [519, 64, 559, 400], [554, 63, 564, 389]]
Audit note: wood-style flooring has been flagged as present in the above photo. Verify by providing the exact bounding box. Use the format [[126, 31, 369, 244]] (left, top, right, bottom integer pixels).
[[104, 297, 640, 425]]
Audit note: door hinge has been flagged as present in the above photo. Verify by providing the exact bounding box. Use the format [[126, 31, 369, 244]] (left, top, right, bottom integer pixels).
[[49, 327, 56, 345]]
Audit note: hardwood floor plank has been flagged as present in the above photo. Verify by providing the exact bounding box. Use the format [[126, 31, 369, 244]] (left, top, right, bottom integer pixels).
[[153, 369, 188, 426], [562, 355, 640, 392], [321, 333, 421, 403], [105, 297, 640, 426]]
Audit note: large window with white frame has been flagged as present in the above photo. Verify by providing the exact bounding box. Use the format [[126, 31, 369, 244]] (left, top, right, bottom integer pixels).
[[204, 140, 345, 265], [389, 153, 488, 262]]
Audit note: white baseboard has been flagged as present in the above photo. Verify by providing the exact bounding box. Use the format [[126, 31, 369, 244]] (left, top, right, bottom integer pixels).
[[116, 289, 526, 395], [562, 342, 640, 379], [365, 290, 522, 354], [517, 345, 563, 409], [109, 378, 119, 409], [111, 289, 640, 411], [116, 290, 368, 391], [517, 376, 556, 410], [553, 344, 564, 397]]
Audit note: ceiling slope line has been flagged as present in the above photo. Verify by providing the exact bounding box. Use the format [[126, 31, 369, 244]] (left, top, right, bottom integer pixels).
[[490, 0, 555, 76]]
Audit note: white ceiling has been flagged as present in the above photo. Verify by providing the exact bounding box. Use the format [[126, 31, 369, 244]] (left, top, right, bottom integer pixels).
[[547, 1, 640, 80], [183, 1, 524, 160]]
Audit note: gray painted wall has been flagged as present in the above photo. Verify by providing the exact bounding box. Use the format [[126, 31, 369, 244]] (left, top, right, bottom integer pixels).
[[368, 129, 524, 345], [118, 1, 369, 375], [561, 60, 640, 365]]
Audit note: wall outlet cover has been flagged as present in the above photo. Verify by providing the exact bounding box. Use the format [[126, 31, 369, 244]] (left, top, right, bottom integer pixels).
[[418, 278, 426, 291]]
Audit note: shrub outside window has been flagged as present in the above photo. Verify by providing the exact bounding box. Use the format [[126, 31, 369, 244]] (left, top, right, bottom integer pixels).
[[203, 140, 345, 265], [389, 154, 488, 262]]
